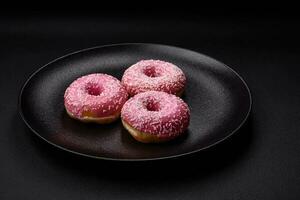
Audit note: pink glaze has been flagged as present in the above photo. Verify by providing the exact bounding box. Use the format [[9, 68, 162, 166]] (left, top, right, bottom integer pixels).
[[121, 60, 186, 96], [121, 91, 190, 139], [64, 73, 128, 118]]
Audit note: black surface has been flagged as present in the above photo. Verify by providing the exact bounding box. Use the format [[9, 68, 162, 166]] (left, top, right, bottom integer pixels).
[[19, 44, 251, 160], [1, 13, 300, 199]]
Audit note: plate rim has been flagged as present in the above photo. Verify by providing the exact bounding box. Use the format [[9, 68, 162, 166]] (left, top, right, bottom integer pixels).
[[18, 43, 252, 161]]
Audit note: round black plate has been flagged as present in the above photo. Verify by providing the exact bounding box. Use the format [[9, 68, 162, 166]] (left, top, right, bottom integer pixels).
[[19, 43, 251, 161]]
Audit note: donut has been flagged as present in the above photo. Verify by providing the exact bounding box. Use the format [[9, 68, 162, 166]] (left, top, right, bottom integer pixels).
[[121, 91, 190, 143], [121, 60, 186, 96], [64, 73, 128, 124]]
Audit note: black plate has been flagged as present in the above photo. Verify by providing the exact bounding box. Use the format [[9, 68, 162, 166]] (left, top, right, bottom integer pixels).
[[19, 43, 251, 161]]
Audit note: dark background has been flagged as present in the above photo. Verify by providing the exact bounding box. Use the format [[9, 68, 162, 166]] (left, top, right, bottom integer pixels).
[[1, 9, 300, 199]]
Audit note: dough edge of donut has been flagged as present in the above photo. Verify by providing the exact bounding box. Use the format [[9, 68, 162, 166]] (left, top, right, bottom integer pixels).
[[129, 87, 184, 97], [121, 119, 175, 143], [66, 109, 120, 124]]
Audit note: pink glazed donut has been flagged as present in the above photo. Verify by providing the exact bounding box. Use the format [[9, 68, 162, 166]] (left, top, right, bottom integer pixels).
[[64, 73, 128, 124], [121, 91, 190, 143], [121, 60, 186, 96]]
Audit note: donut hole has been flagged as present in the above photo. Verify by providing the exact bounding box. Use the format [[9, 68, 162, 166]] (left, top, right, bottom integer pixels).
[[143, 66, 161, 78], [85, 83, 103, 96], [145, 100, 161, 112]]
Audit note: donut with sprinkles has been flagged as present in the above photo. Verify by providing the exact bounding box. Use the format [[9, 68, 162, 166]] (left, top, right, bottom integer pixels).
[[64, 73, 128, 124], [122, 60, 186, 96], [121, 91, 190, 143]]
